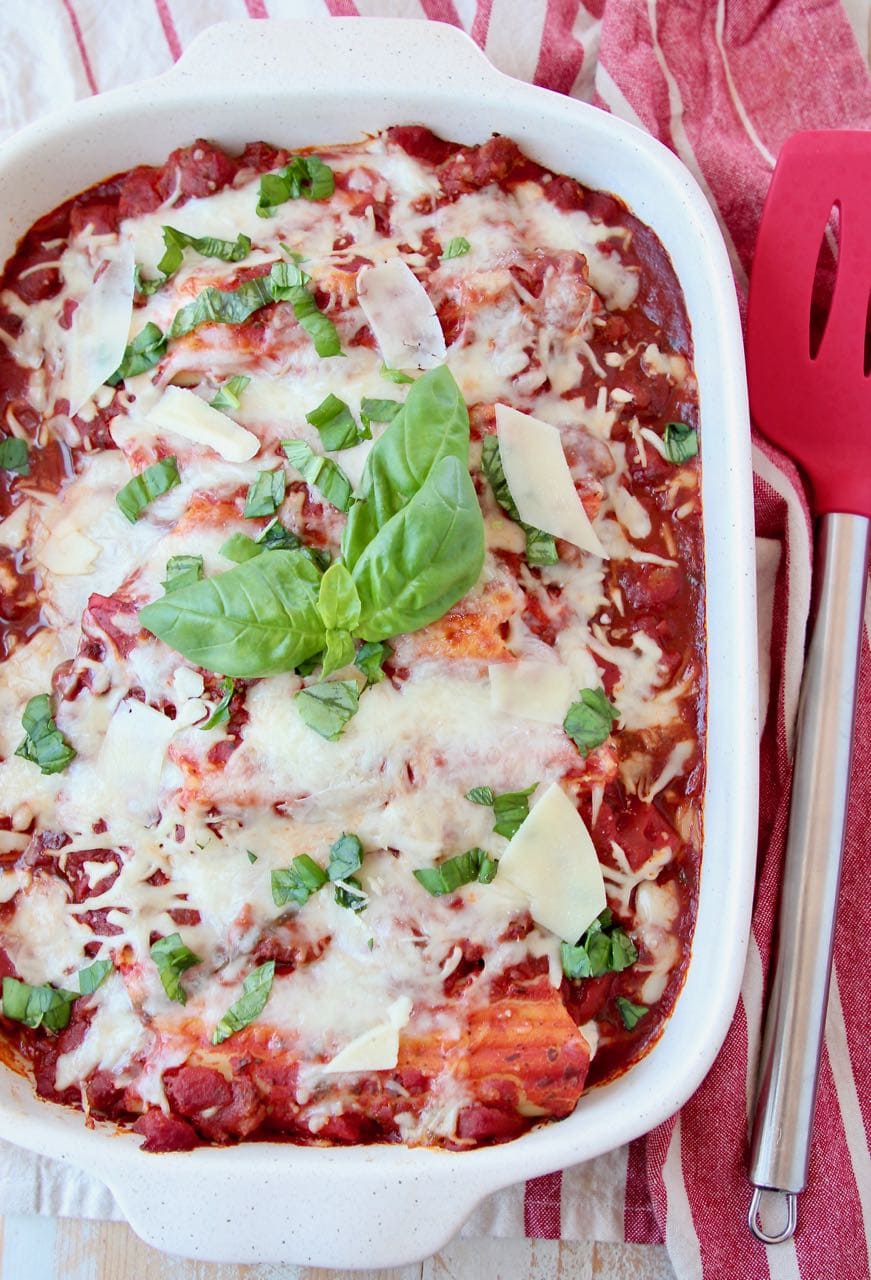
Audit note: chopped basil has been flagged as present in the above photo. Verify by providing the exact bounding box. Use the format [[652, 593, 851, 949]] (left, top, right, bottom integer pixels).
[[282, 439, 353, 512], [380, 364, 414, 384], [219, 532, 262, 563], [1, 977, 77, 1031], [295, 679, 359, 740], [355, 640, 390, 684], [326, 833, 363, 882], [334, 877, 367, 912], [359, 398, 401, 434], [280, 243, 306, 264], [246, 850, 258, 864], [137, 228, 251, 295], [15, 694, 76, 775], [257, 518, 301, 552], [162, 554, 204, 593], [78, 958, 112, 995], [441, 237, 471, 260], [465, 783, 537, 838], [0, 437, 29, 475], [271, 854, 328, 907], [563, 687, 619, 757], [150, 932, 201, 1005], [212, 961, 275, 1044], [200, 677, 235, 731], [480, 434, 557, 567], [116, 456, 180, 523], [615, 996, 648, 1030], [414, 847, 498, 897], [663, 421, 698, 464], [244, 468, 286, 518], [169, 262, 341, 359], [210, 375, 251, 412], [107, 322, 167, 385], [305, 394, 365, 451], [560, 910, 638, 980], [256, 156, 335, 217]]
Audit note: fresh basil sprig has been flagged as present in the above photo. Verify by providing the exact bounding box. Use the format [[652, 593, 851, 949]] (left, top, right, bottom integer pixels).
[[15, 694, 76, 775], [212, 961, 275, 1044], [107, 322, 167, 385], [563, 687, 619, 757], [162, 554, 204, 593], [306, 394, 368, 451], [663, 421, 698, 464], [136, 228, 251, 295], [0, 437, 29, 475], [560, 909, 638, 980], [414, 847, 497, 897], [355, 640, 390, 684], [150, 932, 202, 1005], [481, 434, 557, 567], [116, 457, 180, 523], [282, 440, 353, 512], [359, 398, 401, 434], [257, 156, 335, 217], [465, 783, 537, 838], [295, 679, 359, 740], [244, 468, 286, 518], [616, 996, 648, 1030], [1, 977, 78, 1031], [317, 563, 360, 678], [140, 549, 325, 679], [210, 375, 251, 411]]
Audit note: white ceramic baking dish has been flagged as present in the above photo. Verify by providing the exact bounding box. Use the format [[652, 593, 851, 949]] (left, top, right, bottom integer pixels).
[[0, 19, 758, 1267]]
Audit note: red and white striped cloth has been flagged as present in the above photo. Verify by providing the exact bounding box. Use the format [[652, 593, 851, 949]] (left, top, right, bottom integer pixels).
[[1, 3, 869, 1278]]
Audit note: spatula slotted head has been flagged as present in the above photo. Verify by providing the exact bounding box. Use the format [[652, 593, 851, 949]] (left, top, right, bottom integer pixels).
[[747, 131, 871, 519]]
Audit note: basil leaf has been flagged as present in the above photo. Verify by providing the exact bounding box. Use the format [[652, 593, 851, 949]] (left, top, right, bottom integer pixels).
[[219, 532, 262, 564], [170, 273, 275, 338], [1, 977, 78, 1031], [15, 693, 76, 775], [560, 911, 638, 980], [355, 640, 390, 684], [140, 549, 326, 679], [200, 676, 235, 731], [306, 394, 362, 451], [107, 322, 167, 385], [78, 958, 112, 995], [247, 850, 258, 864], [317, 562, 361, 632], [268, 261, 342, 357], [256, 156, 335, 216], [351, 455, 485, 642], [465, 786, 495, 807], [342, 365, 471, 569], [0, 437, 29, 475], [137, 229, 251, 294], [480, 434, 557, 567], [359, 398, 401, 425], [663, 421, 698, 464], [296, 652, 322, 677], [322, 629, 355, 678], [212, 961, 275, 1044], [334, 876, 367, 912], [116, 456, 180, 523], [257, 518, 301, 552], [162, 554, 204, 593], [563, 687, 619, 757], [615, 997, 648, 1030], [326, 833, 363, 882], [210, 375, 251, 411], [244, 468, 286, 518], [282, 440, 353, 512], [380, 364, 414, 384], [150, 932, 201, 1005], [271, 854, 328, 907], [414, 847, 497, 897], [295, 679, 359, 740], [441, 237, 471, 260]]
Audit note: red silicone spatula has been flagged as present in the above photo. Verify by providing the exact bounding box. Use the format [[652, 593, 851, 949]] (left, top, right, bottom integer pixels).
[[746, 131, 871, 1242]]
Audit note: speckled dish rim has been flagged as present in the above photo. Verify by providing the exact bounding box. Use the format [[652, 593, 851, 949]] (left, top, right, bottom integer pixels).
[[0, 19, 758, 1268]]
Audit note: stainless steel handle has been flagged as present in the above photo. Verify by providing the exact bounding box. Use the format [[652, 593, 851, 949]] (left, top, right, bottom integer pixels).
[[748, 512, 870, 1242]]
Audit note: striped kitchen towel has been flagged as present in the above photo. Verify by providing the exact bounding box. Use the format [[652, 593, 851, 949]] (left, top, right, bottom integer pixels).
[[0, 3, 868, 1278]]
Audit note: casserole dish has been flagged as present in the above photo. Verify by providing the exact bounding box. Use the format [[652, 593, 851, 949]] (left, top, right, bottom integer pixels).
[[0, 18, 757, 1267]]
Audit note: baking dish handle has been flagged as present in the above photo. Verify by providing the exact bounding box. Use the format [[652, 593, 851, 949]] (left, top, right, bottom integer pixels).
[[163, 18, 496, 99]]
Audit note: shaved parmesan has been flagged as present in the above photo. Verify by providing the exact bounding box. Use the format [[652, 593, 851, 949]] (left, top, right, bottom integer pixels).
[[489, 660, 576, 726], [59, 241, 135, 415], [145, 386, 260, 462], [98, 696, 203, 822], [0, 502, 31, 550], [495, 405, 608, 558], [356, 258, 446, 370], [497, 782, 606, 942], [322, 996, 413, 1074]]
